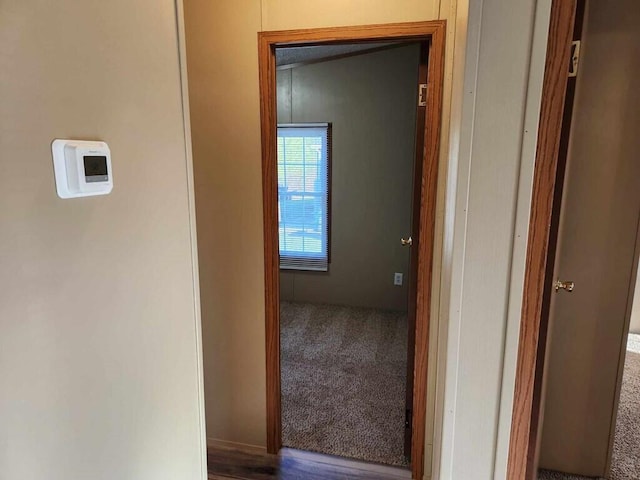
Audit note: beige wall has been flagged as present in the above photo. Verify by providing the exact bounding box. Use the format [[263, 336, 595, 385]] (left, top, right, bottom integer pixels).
[[0, 0, 563, 478], [278, 45, 419, 311], [184, 0, 266, 447], [539, 1, 640, 474], [183, 0, 563, 478], [184, 0, 458, 461], [0, 1, 205, 479]]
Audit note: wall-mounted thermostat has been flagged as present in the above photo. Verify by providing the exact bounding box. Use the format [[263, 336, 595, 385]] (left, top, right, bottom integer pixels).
[[52, 139, 113, 198]]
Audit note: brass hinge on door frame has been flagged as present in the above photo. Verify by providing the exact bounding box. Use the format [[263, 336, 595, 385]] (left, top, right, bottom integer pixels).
[[569, 40, 581, 77], [418, 83, 428, 107]]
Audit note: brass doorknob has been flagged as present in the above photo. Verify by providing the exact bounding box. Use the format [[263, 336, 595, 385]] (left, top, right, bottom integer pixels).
[[554, 280, 575, 293], [401, 236, 413, 246]]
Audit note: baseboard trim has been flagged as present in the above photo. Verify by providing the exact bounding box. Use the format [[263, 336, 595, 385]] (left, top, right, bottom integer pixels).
[[207, 438, 268, 454]]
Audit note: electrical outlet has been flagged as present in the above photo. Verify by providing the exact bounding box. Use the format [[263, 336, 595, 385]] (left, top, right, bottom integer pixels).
[[394, 272, 403, 286]]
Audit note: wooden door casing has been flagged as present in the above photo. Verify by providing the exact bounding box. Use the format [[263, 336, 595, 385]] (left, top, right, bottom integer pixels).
[[258, 21, 446, 480], [404, 40, 430, 459]]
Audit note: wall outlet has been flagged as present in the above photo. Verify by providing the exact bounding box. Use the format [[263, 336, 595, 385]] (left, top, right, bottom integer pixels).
[[394, 272, 403, 286]]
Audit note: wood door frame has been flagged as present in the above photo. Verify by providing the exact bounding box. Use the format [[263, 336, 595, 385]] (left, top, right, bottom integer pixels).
[[405, 40, 431, 458], [258, 21, 446, 480], [506, 1, 578, 478]]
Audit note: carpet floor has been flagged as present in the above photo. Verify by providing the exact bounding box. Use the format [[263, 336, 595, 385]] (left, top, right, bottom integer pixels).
[[539, 334, 640, 480], [280, 302, 409, 467]]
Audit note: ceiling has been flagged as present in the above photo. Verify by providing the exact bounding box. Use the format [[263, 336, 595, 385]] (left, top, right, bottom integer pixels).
[[275, 42, 410, 68]]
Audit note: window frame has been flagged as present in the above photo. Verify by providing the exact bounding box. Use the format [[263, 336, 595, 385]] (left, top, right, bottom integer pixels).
[[276, 122, 332, 271]]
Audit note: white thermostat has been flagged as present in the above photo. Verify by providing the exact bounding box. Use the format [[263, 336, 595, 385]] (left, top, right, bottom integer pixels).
[[52, 139, 113, 198]]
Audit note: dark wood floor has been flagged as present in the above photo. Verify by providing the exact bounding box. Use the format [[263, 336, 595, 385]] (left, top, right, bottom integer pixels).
[[207, 445, 411, 480]]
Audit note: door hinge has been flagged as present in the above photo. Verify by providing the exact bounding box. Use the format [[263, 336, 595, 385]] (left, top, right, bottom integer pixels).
[[569, 40, 581, 77], [418, 83, 428, 107], [405, 408, 412, 428]]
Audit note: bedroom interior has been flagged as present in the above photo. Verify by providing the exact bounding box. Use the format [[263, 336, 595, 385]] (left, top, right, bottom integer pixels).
[[275, 41, 421, 468]]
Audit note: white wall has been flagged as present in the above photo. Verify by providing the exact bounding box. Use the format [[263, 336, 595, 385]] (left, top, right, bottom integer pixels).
[[0, 1, 205, 479], [437, 0, 553, 478]]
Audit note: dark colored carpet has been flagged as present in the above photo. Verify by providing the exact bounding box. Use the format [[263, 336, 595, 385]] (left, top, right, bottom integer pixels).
[[280, 302, 409, 466]]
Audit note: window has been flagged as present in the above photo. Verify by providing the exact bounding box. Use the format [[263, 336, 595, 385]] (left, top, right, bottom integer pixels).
[[277, 123, 331, 271]]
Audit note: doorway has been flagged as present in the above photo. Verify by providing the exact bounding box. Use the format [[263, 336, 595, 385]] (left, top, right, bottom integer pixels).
[[508, 1, 640, 479], [277, 41, 421, 468], [258, 22, 445, 480]]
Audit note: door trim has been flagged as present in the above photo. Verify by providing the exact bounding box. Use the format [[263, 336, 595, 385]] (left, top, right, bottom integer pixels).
[[506, 1, 578, 478], [405, 41, 430, 458], [258, 21, 446, 480]]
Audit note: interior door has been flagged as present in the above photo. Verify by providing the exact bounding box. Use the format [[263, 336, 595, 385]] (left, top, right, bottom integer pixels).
[[404, 41, 429, 459], [538, 1, 640, 475]]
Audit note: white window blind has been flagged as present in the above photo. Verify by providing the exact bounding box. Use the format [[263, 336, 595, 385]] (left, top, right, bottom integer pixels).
[[277, 123, 331, 271]]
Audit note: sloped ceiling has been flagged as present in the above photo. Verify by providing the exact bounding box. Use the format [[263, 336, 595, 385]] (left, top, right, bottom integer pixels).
[[275, 42, 408, 68]]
